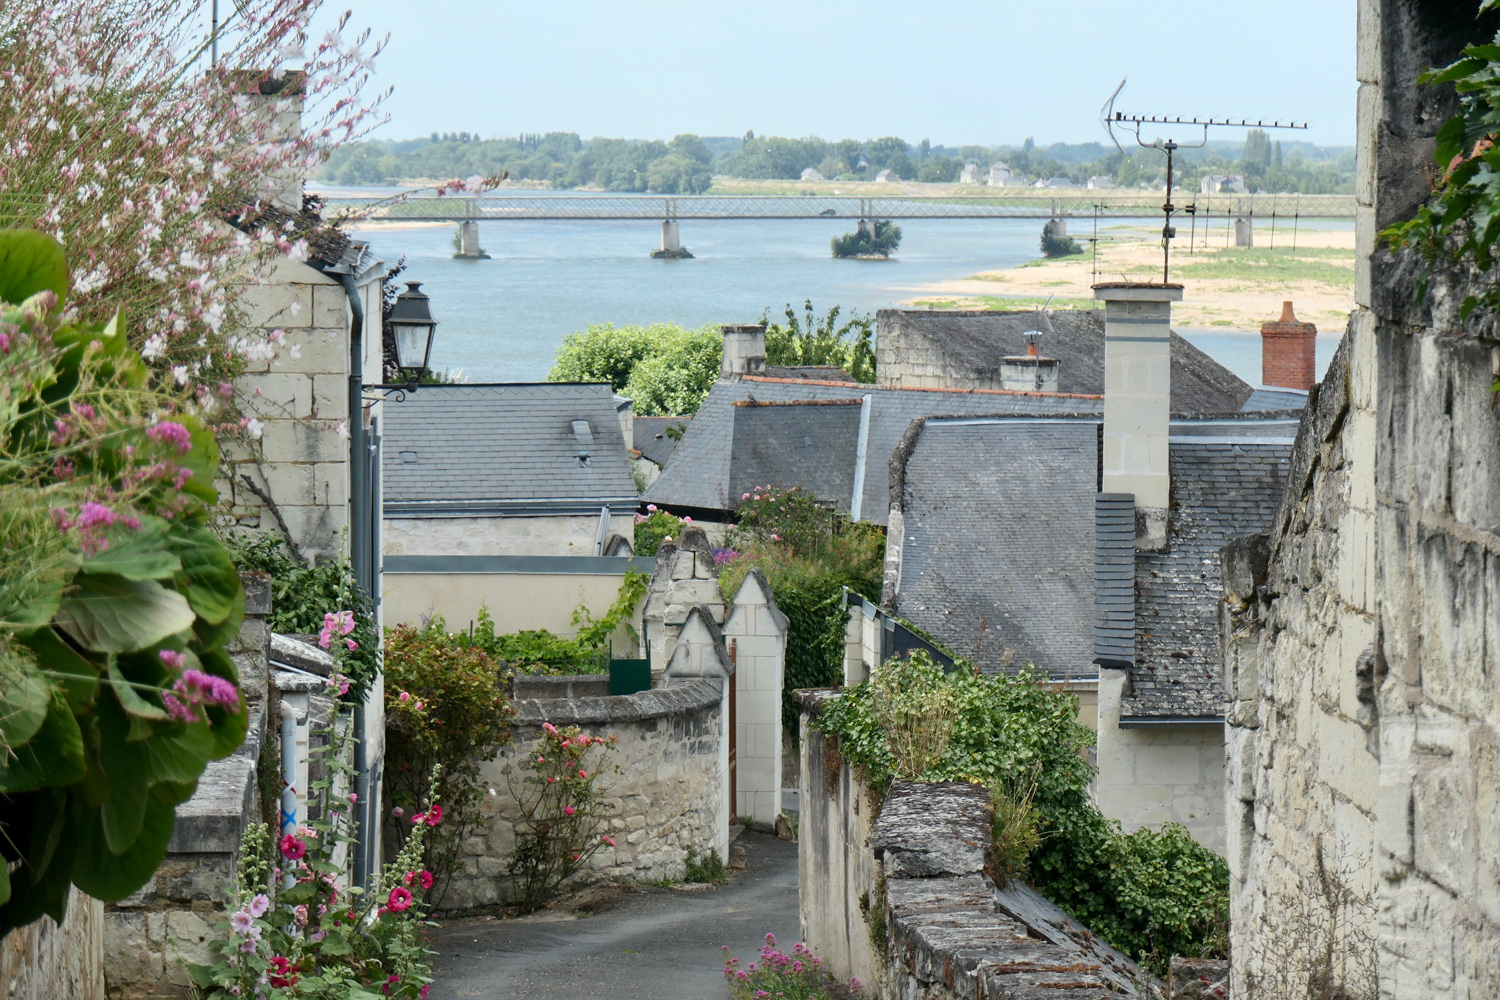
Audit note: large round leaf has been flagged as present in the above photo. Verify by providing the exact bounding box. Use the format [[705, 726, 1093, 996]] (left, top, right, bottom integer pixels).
[[0, 665, 51, 747], [0, 230, 68, 309], [0, 695, 84, 793], [81, 518, 180, 582], [166, 522, 241, 624], [55, 574, 195, 654], [71, 795, 176, 901]]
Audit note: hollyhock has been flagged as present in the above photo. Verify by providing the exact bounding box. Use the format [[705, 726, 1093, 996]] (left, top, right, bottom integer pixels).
[[386, 886, 413, 912], [279, 833, 306, 860]]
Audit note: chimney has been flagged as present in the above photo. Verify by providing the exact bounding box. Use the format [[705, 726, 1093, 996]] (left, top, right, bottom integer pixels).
[[235, 70, 306, 214], [1093, 282, 1182, 551], [1260, 301, 1317, 391], [720, 324, 767, 379], [998, 333, 1060, 392]]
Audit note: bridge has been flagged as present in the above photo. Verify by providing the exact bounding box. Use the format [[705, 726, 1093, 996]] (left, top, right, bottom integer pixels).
[[322, 192, 1355, 223]]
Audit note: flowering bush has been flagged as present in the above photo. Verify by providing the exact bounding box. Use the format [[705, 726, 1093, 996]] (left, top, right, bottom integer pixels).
[[722, 934, 861, 1000], [383, 618, 515, 907], [189, 767, 438, 999], [0, 0, 388, 377], [506, 723, 620, 912], [0, 232, 247, 932], [633, 504, 686, 557]]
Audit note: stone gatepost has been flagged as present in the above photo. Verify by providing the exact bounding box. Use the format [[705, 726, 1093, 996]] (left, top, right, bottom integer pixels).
[[662, 605, 734, 860], [641, 526, 725, 685], [1234, 216, 1253, 247], [722, 569, 789, 828]]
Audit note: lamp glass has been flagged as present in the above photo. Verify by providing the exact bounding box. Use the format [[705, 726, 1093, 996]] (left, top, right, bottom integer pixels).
[[392, 322, 433, 374]]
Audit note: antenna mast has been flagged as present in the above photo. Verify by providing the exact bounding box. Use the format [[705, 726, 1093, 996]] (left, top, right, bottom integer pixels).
[[1100, 81, 1307, 284]]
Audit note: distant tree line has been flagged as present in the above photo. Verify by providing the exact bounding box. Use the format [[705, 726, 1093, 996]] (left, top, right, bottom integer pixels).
[[321, 130, 1353, 195]]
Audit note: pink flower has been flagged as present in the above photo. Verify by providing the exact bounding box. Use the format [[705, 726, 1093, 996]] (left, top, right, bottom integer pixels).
[[742, 493, 750, 499], [158, 649, 187, 670], [386, 886, 413, 912], [411, 813, 426, 826], [268, 956, 296, 989], [419, 870, 434, 890], [421, 986, 430, 999], [399, 691, 411, 701], [542, 722, 557, 734], [146, 421, 192, 453], [646, 504, 657, 512], [392, 806, 404, 818], [601, 835, 615, 846], [578, 770, 588, 778], [426, 805, 443, 826], [345, 638, 358, 651], [348, 792, 359, 804], [682, 516, 692, 523], [279, 834, 306, 860], [564, 805, 575, 817], [249, 894, 270, 918]]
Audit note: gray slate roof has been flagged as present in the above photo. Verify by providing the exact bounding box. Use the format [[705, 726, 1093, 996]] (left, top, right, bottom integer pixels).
[[893, 417, 1101, 675], [762, 365, 856, 382], [1125, 435, 1293, 718], [877, 309, 1256, 413], [643, 376, 1102, 521], [729, 399, 863, 506], [382, 383, 637, 513], [633, 416, 690, 468]]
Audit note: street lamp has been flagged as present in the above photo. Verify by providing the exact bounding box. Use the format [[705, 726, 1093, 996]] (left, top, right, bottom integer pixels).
[[387, 281, 438, 385]]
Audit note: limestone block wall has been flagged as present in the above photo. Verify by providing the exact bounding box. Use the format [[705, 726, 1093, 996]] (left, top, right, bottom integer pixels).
[[1221, 3, 1500, 998], [0, 888, 104, 1000], [227, 257, 382, 563], [874, 310, 1004, 391], [641, 528, 725, 681], [441, 679, 725, 911], [1096, 671, 1226, 854]]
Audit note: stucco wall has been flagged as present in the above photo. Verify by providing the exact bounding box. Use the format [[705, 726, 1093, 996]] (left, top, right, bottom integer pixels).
[[0, 889, 104, 1000], [382, 570, 639, 641], [440, 680, 725, 911], [1096, 671, 1225, 854], [383, 513, 636, 558]]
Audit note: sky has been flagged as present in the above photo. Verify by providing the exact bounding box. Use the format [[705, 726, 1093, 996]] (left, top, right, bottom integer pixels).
[[299, 0, 1356, 147]]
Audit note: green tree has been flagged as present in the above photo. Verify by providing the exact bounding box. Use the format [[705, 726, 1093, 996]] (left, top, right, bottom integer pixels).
[[646, 154, 711, 194], [831, 220, 902, 258], [668, 133, 712, 165], [1241, 129, 1273, 174], [763, 300, 876, 382]]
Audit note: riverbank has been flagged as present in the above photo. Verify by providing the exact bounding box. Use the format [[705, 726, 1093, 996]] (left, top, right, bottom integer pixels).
[[901, 219, 1355, 330]]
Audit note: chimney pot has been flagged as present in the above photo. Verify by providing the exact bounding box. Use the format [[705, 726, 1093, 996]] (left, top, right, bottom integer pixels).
[[1260, 300, 1317, 391]]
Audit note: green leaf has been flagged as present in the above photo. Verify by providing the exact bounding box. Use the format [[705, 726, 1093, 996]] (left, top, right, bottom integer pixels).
[[0, 230, 68, 309], [108, 661, 170, 720], [71, 795, 176, 901], [0, 855, 11, 906], [0, 666, 52, 747], [166, 523, 241, 625], [0, 695, 85, 793], [56, 573, 195, 654], [82, 519, 180, 581], [96, 694, 149, 852], [17, 628, 101, 712], [140, 721, 214, 785]]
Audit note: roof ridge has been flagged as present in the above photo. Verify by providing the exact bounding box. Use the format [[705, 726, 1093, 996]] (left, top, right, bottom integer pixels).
[[739, 375, 1103, 400]]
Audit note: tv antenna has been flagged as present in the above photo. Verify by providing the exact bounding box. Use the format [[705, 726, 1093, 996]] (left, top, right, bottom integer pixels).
[[1099, 80, 1307, 284], [1021, 295, 1058, 392]]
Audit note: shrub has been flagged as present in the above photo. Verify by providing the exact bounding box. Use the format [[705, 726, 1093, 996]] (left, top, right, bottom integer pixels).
[[987, 770, 1042, 886], [684, 847, 729, 885], [1041, 229, 1083, 257], [814, 654, 1228, 974], [722, 934, 861, 999], [506, 723, 620, 911], [762, 300, 876, 383], [382, 618, 516, 908], [634, 505, 687, 557], [0, 231, 248, 932], [832, 220, 902, 258], [720, 485, 885, 729], [462, 570, 647, 675], [227, 532, 379, 700], [868, 652, 956, 779]]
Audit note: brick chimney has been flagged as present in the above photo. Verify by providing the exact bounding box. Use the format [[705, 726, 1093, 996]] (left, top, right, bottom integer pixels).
[[720, 324, 767, 379], [1260, 301, 1317, 391], [1093, 282, 1183, 551]]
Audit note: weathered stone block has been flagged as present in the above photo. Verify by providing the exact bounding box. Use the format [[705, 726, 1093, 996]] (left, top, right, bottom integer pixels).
[[237, 371, 313, 419]]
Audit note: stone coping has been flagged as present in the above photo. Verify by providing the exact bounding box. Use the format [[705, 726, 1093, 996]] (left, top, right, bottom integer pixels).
[[875, 779, 1153, 999], [167, 707, 265, 854], [270, 632, 334, 676], [512, 674, 610, 701], [511, 677, 721, 727]]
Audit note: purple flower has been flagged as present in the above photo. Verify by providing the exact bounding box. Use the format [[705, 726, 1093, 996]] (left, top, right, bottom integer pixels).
[[158, 649, 187, 670], [248, 894, 270, 918], [229, 909, 254, 934], [146, 421, 192, 453]]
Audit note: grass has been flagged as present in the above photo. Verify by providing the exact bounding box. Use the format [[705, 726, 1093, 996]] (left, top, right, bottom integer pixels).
[[1175, 245, 1354, 286], [684, 847, 730, 885]]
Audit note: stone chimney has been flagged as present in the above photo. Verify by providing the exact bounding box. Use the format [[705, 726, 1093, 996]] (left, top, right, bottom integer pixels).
[[998, 333, 1060, 392], [720, 324, 767, 379], [1260, 301, 1317, 391], [1093, 282, 1182, 551], [236, 70, 306, 214]]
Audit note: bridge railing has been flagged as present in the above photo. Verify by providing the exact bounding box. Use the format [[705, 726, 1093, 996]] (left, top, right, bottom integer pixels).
[[320, 192, 1355, 222]]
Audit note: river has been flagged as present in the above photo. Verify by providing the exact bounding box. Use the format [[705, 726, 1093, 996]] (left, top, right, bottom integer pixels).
[[328, 188, 1342, 386]]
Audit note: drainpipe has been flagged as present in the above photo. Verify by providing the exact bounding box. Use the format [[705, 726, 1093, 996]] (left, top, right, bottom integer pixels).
[[338, 271, 374, 890]]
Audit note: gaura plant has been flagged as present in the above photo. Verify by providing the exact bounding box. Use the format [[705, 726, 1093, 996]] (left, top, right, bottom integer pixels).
[[0, 230, 247, 933]]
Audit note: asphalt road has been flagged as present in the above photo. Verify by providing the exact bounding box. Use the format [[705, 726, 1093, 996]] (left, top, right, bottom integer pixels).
[[428, 832, 800, 1000]]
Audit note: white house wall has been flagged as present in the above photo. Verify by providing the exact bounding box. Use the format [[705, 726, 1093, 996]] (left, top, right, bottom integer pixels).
[[383, 513, 636, 558]]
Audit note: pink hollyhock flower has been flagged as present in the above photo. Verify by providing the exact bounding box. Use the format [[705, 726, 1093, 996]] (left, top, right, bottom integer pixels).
[[230, 909, 254, 934], [398, 691, 411, 701], [348, 792, 359, 804], [421, 986, 430, 999], [249, 893, 270, 918], [426, 805, 443, 826], [279, 834, 306, 860], [268, 956, 297, 989], [411, 813, 426, 826], [418, 870, 434, 890], [386, 887, 413, 912]]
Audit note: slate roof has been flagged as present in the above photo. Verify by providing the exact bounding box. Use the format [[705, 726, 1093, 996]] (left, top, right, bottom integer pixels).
[[893, 417, 1102, 675], [642, 376, 1103, 521], [382, 383, 637, 514], [633, 416, 690, 468], [877, 309, 1257, 413], [1125, 433, 1294, 718], [763, 365, 856, 382], [729, 399, 863, 505]]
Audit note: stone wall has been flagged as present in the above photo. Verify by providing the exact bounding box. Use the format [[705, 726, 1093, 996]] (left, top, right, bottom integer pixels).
[[440, 678, 726, 911], [0, 888, 104, 1000], [875, 310, 1002, 391], [798, 690, 1155, 999], [1096, 673, 1226, 854], [1220, 3, 1500, 998]]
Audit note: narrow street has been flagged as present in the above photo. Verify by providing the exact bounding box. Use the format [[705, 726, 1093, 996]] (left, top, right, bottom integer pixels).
[[428, 832, 799, 999]]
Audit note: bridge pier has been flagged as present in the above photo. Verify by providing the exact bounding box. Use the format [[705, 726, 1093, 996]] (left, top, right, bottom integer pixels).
[[452, 220, 490, 260], [1235, 217, 1253, 247], [650, 218, 693, 259]]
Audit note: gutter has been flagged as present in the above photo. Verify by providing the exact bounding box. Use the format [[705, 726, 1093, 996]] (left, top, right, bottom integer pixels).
[[1117, 716, 1225, 728]]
